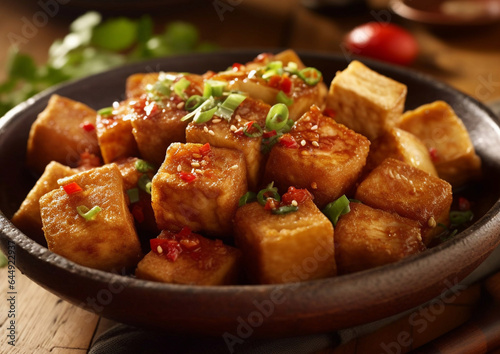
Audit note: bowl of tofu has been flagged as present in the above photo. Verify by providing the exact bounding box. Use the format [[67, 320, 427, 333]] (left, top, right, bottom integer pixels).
[[1, 49, 500, 338]]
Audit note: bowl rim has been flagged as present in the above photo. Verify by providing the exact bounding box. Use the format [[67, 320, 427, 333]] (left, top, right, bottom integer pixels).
[[2, 49, 500, 319]]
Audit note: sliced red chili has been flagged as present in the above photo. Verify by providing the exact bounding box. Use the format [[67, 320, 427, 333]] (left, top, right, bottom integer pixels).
[[268, 75, 281, 89], [151, 239, 182, 262], [279, 134, 299, 148], [80, 121, 95, 132], [458, 197, 471, 211], [280, 76, 292, 95], [199, 143, 211, 155], [63, 182, 82, 195], [263, 130, 277, 139], [264, 198, 279, 211], [179, 171, 197, 183], [281, 186, 313, 205]]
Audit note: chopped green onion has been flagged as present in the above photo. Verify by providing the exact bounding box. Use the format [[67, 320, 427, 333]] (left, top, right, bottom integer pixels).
[[349, 198, 362, 203], [266, 103, 289, 131], [272, 205, 298, 215], [216, 93, 246, 121], [261, 134, 280, 154], [285, 61, 298, 74], [97, 107, 113, 116], [449, 210, 473, 226], [194, 106, 218, 123], [138, 174, 152, 195], [243, 122, 263, 138], [276, 90, 293, 106], [298, 67, 322, 86], [127, 188, 140, 204], [185, 95, 205, 111], [135, 159, 155, 173], [76, 205, 102, 221], [181, 96, 216, 122], [203, 80, 227, 98], [239, 191, 257, 207], [267, 61, 283, 71], [323, 195, 350, 226], [174, 77, 191, 99], [147, 78, 172, 100], [257, 182, 280, 206]]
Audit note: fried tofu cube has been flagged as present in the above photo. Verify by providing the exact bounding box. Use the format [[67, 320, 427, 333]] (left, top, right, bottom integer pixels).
[[136, 229, 241, 285], [355, 158, 452, 245], [234, 199, 335, 284], [186, 96, 269, 190], [365, 127, 438, 177], [26, 94, 100, 173], [210, 50, 327, 121], [326, 60, 407, 140], [131, 73, 205, 166], [152, 143, 247, 237], [335, 203, 425, 274], [397, 101, 481, 186], [39, 164, 142, 271], [126, 72, 160, 98], [264, 105, 370, 208], [96, 98, 140, 164], [11, 161, 75, 244]]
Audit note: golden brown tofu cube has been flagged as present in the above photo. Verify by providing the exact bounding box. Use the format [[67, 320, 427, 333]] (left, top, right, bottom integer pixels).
[[326, 60, 407, 140], [152, 143, 247, 237], [397, 101, 481, 187], [11, 161, 75, 244], [26, 94, 100, 173], [234, 199, 335, 284], [335, 203, 425, 274], [126, 72, 159, 98], [136, 229, 241, 285], [365, 127, 438, 177], [96, 98, 140, 164], [39, 164, 142, 271], [264, 105, 370, 209], [186, 96, 269, 190], [131, 73, 205, 166], [210, 50, 327, 121], [355, 158, 452, 245]]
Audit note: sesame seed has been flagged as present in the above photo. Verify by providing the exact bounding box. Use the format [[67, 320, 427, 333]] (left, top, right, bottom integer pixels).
[[203, 126, 209, 133], [212, 118, 221, 124], [177, 164, 182, 172], [192, 153, 202, 159], [300, 140, 306, 146], [312, 141, 319, 147], [195, 169, 203, 174], [177, 101, 185, 110], [301, 150, 309, 156], [291, 200, 298, 207], [311, 125, 318, 130], [230, 164, 239, 170], [428, 217, 437, 228], [157, 246, 163, 254], [191, 161, 201, 168], [311, 182, 318, 189], [209, 130, 215, 136], [230, 125, 237, 131]]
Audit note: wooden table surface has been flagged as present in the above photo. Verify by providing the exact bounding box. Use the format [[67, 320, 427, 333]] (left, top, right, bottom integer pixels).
[[1, 0, 500, 352]]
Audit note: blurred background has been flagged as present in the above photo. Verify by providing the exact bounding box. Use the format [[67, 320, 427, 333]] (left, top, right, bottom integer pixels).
[[1, 0, 500, 117]]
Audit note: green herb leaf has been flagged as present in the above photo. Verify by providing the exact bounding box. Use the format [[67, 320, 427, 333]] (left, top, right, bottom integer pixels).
[[92, 18, 138, 51], [323, 195, 350, 226]]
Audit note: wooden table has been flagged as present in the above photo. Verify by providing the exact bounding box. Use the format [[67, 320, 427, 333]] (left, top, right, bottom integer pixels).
[[1, 0, 500, 352]]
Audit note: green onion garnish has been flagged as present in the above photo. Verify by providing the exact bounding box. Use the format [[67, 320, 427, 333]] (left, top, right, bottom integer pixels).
[[285, 61, 298, 74], [323, 195, 350, 226], [276, 90, 293, 106], [135, 159, 155, 173], [272, 205, 298, 215], [243, 122, 263, 138], [239, 191, 257, 207], [126, 188, 140, 204], [203, 80, 227, 98], [216, 93, 247, 121], [194, 106, 218, 123], [138, 174, 152, 195], [298, 67, 322, 86], [97, 107, 113, 116], [266, 103, 289, 131], [257, 182, 280, 206], [76, 205, 102, 221], [449, 210, 473, 226], [174, 77, 191, 100], [181, 96, 216, 122], [185, 95, 205, 111]]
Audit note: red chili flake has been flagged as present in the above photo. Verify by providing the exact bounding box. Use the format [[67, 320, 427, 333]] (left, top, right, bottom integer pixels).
[[131, 204, 145, 223], [151, 239, 182, 262], [323, 108, 336, 118], [199, 143, 211, 156], [279, 134, 299, 148], [458, 197, 471, 211], [263, 130, 277, 139], [244, 121, 257, 134], [429, 147, 439, 162], [264, 198, 279, 211], [280, 76, 292, 95], [281, 186, 313, 205], [232, 63, 244, 71], [268, 75, 281, 89], [63, 182, 82, 195], [80, 121, 95, 132], [179, 171, 197, 183], [234, 128, 245, 136]]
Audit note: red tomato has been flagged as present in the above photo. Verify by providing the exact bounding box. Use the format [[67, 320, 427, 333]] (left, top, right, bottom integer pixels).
[[343, 22, 418, 66]]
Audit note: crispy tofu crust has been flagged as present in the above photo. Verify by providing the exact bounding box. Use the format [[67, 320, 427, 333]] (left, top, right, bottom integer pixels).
[[26, 94, 100, 174], [355, 158, 452, 245], [264, 105, 370, 208], [234, 199, 336, 284], [40, 164, 142, 271], [335, 203, 425, 274]]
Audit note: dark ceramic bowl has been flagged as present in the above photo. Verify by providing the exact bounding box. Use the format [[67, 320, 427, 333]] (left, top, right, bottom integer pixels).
[[1, 50, 500, 337]]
